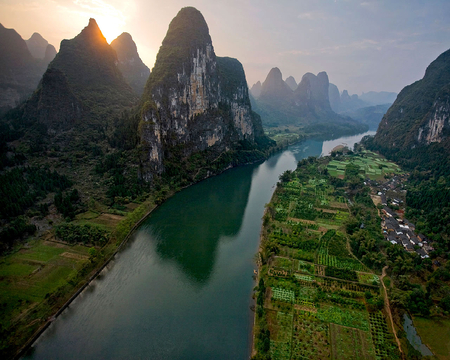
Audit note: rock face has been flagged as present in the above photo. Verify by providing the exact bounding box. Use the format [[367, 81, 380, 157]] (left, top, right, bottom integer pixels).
[[139, 7, 266, 178], [285, 76, 297, 91], [21, 18, 136, 133], [250, 80, 262, 98], [111, 32, 150, 95], [328, 83, 341, 112], [295, 72, 331, 111], [374, 48, 450, 149], [0, 24, 48, 113]]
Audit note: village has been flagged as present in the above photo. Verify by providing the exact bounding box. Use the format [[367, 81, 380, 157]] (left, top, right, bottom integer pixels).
[[367, 175, 434, 260]]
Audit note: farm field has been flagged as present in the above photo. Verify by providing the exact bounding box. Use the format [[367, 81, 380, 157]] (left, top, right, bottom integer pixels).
[[0, 239, 93, 352], [327, 150, 403, 179], [254, 155, 400, 360]]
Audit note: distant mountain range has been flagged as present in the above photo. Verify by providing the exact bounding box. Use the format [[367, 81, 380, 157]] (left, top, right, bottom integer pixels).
[[250, 69, 397, 135], [0, 24, 56, 114], [327, 84, 397, 113], [250, 67, 367, 137]]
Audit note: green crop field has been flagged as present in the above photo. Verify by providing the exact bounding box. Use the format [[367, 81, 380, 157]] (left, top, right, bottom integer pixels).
[[255, 153, 399, 360], [0, 239, 92, 351], [327, 151, 403, 180]]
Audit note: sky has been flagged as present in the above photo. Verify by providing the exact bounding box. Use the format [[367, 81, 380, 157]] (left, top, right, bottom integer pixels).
[[1, 0, 450, 95]]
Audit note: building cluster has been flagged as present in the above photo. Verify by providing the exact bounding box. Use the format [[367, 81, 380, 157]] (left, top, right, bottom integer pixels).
[[368, 176, 433, 259]]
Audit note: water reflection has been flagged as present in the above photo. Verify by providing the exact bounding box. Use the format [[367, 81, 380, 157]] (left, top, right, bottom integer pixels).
[[142, 164, 255, 285]]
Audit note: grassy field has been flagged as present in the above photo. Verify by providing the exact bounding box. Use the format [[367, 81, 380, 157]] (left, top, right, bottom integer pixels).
[[0, 239, 92, 353], [327, 150, 403, 179], [330, 323, 376, 360], [413, 317, 450, 360]]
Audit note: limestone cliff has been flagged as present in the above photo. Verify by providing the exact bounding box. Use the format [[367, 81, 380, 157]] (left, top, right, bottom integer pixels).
[[139, 7, 267, 178], [111, 32, 150, 95], [295, 71, 331, 112], [374, 48, 450, 150]]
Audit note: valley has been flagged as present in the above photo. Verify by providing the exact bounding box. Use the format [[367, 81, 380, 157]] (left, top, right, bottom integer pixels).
[[0, 2, 449, 360]]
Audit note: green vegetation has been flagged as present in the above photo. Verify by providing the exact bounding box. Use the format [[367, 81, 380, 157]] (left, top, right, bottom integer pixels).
[[412, 317, 450, 360], [327, 150, 402, 179], [0, 240, 94, 356], [253, 153, 400, 360], [55, 223, 109, 246], [363, 50, 450, 257]]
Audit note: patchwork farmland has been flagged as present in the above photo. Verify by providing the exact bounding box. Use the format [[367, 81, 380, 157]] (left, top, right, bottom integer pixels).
[[327, 150, 402, 179], [253, 155, 400, 360]]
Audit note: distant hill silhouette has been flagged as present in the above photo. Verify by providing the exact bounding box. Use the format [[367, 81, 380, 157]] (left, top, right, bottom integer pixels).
[[111, 32, 150, 95]]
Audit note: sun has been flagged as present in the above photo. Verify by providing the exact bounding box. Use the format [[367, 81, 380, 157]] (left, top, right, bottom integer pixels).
[[96, 16, 124, 43]]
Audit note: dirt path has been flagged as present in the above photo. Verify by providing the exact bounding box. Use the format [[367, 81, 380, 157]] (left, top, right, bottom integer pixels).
[[380, 265, 403, 358]]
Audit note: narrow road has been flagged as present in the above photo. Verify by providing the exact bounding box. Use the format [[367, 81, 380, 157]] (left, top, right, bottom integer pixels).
[[380, 265, 404, 358]]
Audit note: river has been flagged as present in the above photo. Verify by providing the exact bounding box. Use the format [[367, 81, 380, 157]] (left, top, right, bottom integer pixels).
[[23, 131, 373, 360]]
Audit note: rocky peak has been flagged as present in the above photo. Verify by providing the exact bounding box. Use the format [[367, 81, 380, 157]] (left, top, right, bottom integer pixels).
[[52, 18, 132, 99], [341, 90, 351, 102], [111, 32, 137, 60], [25, 32, 49, 59], [20, 18, 136, 133], [74, 18, 107, 47], [111, 32, 150, 95], [285, 76, 297, 91], [260, 67, 292, 101], [0, 24, 47, 113], [250, 81, 262, 98], [295, 71, 330, 109], [0, 23, 33, 68], [139, 7, 266, 178]]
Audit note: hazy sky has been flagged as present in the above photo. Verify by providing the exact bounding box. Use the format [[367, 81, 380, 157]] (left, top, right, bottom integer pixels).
[[1, 0, 449, 94]]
